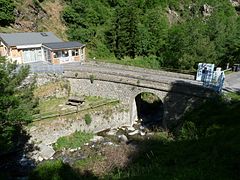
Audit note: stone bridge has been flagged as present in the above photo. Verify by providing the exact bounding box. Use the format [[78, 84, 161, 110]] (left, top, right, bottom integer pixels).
[[62, 62, 212, 128]]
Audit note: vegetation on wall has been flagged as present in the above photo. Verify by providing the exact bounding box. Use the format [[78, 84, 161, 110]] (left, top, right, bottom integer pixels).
[[62, 0, 240, 70], [53, 131, 93, 151]]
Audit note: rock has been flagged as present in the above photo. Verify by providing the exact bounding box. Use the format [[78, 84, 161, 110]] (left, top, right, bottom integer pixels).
[[90, 135, 104, 143], [230, 0, 240, 7], [147, 132, 154, 136], [38, 144, 55, 160], [118, 134, 128, 143], [38, 156, 43, 162], [128, 130, 139, 136], [140, 131, 146, 136], [120, 127, 126, 131], [69, 149, 76, 152], [106, 129, 117, 136], [127, 126, 135, 131], [139, 126, 145, 130], [202, 4, 213, 17], [103, 142, 114, 146]]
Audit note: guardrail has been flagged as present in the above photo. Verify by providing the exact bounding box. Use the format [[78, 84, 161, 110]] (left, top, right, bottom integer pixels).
[[32, 100, 119, 122], [29, 64, 64, 74]]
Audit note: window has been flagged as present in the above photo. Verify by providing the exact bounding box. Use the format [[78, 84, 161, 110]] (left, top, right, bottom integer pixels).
[[54, 51, 61, 58], [72, 49, 79, 56], [62, 50, 69, 57]]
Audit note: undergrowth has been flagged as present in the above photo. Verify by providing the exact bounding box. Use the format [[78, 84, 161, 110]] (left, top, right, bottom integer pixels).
[[53, 131, 93, 151]]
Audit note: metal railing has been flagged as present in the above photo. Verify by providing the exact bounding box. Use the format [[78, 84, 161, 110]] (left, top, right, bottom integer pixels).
[[27, 62, 64, 74]]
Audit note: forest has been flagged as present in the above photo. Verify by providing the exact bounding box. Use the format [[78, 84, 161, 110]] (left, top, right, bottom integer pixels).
[[0, 0, 240, 70], [61, 0, 240, 70]]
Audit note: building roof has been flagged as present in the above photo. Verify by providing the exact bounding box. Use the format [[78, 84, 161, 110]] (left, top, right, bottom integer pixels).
[[0, 32, 62, 47], [43, 41, 85, 50]]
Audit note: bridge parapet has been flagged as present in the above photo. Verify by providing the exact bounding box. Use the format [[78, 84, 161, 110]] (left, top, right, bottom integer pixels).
[[64, 70, 213, 98], [84, 61, 195, 80]]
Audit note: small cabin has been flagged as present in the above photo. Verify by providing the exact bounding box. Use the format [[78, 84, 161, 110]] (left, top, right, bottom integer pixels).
[[0, 32, 86, 64]]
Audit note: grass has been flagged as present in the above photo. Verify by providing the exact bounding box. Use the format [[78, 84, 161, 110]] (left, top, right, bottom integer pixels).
[[53, 131, 93, 151], [29, 160, 82, 180], [34, 95, 119, 120], [38, 97, 68, 116], [224, 92, 240, 101]]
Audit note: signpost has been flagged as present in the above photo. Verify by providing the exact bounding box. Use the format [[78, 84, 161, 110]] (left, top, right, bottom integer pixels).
[[196, 63, 225, 93]]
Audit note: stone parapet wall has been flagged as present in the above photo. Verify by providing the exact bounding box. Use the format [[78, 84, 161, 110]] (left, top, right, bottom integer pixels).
[[85, 60, 195, 80], [64, 71, 212, 98]]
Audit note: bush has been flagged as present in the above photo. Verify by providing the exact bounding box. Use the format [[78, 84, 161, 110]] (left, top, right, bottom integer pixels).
[[89, 75, 95, 84], [84, 114, 92, 125]]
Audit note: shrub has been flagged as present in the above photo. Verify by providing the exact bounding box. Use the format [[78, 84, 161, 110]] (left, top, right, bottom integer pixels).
[[84, 114, 92, 125], [89, 75, 95, 84]]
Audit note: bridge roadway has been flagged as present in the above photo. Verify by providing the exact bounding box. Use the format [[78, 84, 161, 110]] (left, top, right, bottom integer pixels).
[[62, 61, 203, 88]]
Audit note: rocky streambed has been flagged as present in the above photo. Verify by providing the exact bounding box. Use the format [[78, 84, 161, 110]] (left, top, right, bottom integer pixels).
[[1, 119, 162, 179]]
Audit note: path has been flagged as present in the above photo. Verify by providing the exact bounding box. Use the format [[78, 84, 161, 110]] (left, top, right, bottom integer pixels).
[[224, 71, 240, 92]]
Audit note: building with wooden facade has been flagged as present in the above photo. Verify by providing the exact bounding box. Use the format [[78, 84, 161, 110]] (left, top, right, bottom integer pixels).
[[0, 32, 85, 64]]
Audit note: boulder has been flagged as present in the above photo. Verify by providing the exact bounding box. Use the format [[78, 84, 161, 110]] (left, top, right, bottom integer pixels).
[[90, 135, 104, 143], [128, 130, 139, 136], [38, 156, 44, 162], [38, 144, 55, 160], [118, 134, 128, 143], [127, 126, 135, 131], [106, 129, 118, 136], [140, 131, 146, 136]]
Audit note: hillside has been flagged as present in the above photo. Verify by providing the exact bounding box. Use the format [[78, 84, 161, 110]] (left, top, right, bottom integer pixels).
[[0, 0, 67, 40], [0, 0, 240, 70]]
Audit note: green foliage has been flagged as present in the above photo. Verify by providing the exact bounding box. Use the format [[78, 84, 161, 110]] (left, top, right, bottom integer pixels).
[[63, 0, 240, 70], [84, 113, 92, 125], [54, 131, 93, 151], [0, 56, 37, 154], [0, 0, 15, 26], [29, 160, 81, 180], [105, 93, 240, 179]]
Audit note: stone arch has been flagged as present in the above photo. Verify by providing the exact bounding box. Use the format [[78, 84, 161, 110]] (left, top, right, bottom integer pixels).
[[130, 90, 165, 127]]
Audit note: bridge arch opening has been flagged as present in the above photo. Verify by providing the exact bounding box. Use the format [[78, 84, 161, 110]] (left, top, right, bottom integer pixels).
[[134, 92, 164, 127]]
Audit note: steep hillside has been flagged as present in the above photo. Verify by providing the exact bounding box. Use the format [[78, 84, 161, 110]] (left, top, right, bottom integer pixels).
[[0, 0, 67, 40], [0, 0, 240, 71]]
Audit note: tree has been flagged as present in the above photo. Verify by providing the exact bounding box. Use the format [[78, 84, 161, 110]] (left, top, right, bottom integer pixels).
[[0, 57, 38, 154], [0, 0, 15, 26]]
